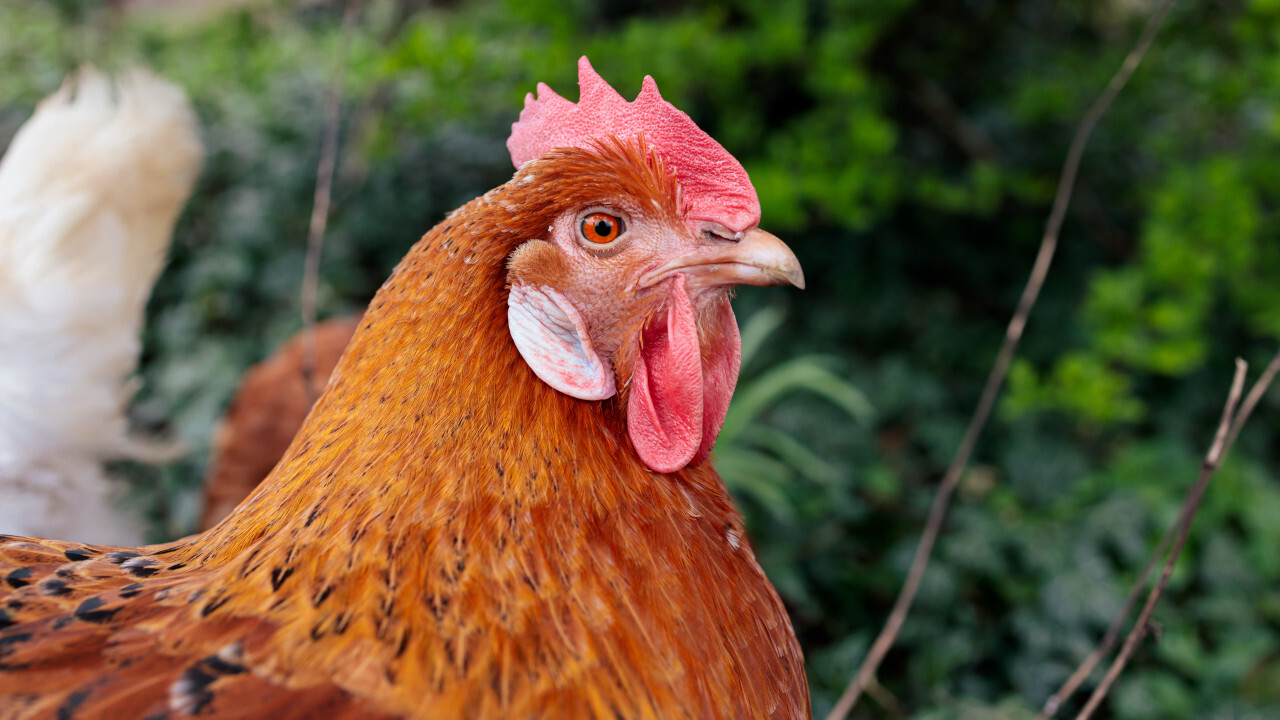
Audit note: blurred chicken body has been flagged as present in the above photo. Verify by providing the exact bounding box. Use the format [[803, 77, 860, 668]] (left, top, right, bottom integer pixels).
[[200, 316, 360, 529], [0, 68, 202, 545], [0, 59, 807, 719]]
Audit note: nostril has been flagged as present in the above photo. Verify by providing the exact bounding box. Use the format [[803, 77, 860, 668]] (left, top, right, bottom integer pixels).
[[698, 221, 743, 245]]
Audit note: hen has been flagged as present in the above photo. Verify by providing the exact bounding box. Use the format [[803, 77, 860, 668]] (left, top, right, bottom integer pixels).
[[0, 58, 808, 719], [200, 316, 361, 530], [0, 67, 202, 546]]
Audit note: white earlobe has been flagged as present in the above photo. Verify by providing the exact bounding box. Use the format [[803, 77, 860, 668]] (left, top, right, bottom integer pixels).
[[508, 283, 616, 401]]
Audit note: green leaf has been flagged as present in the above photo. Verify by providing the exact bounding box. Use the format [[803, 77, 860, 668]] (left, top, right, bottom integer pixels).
[[735, 424, 842, 486], [737, 305, 787, 371], [720, 357, 874, 444], [714, 448, 797, 523]]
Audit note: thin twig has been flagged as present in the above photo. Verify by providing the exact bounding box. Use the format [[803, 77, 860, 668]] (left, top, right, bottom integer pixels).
[[1223, 350, 1280, 452], [864, 677, 905, 718], [301, 0, 362, 405], [823, 3, 1178, 718], [1049, 348, 1280, 718], [1036, 519, 1176, 718], [1073, 351, 1280, 720]]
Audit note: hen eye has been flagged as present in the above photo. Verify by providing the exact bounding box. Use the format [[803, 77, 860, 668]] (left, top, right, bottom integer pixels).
[[580, 212, 625, 244]]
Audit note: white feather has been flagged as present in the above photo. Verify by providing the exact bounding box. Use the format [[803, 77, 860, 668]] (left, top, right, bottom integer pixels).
[[0, 66, 202, 545]]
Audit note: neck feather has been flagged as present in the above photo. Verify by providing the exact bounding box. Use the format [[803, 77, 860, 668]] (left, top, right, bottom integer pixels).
[[189, 176, 732, 573]]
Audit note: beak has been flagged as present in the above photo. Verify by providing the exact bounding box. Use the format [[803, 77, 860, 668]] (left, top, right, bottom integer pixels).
[[639, 228, 806, 291]]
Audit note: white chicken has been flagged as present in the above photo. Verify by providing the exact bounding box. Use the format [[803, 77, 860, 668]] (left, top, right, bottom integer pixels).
[[0, 66, 202, 544]]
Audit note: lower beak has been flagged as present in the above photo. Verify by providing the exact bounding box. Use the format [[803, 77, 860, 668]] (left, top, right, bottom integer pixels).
[[639, 228, 806, 290]]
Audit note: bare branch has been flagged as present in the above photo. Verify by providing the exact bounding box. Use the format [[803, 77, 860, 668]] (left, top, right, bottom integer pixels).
[[300, 0, 363, 405], [1071, 351, 1278, 720], [823, 3, 1178, 718], [1047, 351, 1277, 718], [1072, 356, 1255, 718], [864, 677, 905, 718], [1045, 350, 1278, 719], [909, 78, 1002, 163], [1223, 351, 1280, 453], [1036, 519, 1176, 719]]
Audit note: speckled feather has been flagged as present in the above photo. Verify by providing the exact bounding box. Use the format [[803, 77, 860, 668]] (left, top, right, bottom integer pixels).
[[0, 142, 807, 719], [200, 316, 363, 530]]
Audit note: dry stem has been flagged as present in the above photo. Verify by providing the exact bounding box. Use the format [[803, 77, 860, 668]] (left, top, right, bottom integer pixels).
[[300, 0, 362, 404], [823, 3, 1178, 717], [1068, 351, 1279, 719], [1035, 520, 1176, 718]]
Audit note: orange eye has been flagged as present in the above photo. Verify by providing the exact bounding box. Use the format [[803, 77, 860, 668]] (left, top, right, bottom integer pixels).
[[580, 212, 625, 244]]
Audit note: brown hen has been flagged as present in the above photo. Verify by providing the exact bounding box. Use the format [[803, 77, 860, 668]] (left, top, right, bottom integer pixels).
[[200, 316, 361, 530], [0, 58, 809, 719]]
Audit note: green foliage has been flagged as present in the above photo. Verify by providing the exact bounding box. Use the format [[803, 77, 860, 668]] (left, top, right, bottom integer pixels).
[[717, 306, 873, 523], [5, 0, 1280, 717], [1007, 154, 1279, 423]]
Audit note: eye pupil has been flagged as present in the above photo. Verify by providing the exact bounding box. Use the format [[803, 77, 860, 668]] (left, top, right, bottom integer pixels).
[[580, 212, 624, 244]]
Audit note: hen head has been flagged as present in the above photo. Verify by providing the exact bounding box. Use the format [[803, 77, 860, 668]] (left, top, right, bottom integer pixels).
[[505, 58, 803, 474]]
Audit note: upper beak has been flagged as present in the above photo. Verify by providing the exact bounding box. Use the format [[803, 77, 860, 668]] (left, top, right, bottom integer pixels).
[[638, 228, 806, 291]]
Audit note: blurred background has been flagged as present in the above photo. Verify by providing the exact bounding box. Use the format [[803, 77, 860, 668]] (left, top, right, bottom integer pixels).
[[3, 0, 1279, 717]]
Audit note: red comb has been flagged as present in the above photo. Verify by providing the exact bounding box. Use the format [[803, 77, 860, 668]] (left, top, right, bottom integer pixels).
[[508, 57, 760, 233]]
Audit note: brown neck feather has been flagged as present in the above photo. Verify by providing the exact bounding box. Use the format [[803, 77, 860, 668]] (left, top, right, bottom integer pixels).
[[187, 144, 732, 587]]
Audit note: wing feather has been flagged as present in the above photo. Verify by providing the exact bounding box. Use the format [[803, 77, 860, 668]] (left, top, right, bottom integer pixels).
[[0, 535, 398, 719]]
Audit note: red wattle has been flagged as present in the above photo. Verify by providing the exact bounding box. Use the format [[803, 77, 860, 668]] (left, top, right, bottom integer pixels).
[[692, 300, 741, 466], [627, 276, 703, 473]]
